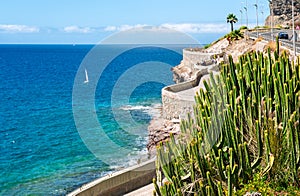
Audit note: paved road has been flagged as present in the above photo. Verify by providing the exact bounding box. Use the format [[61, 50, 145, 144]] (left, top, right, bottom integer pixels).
[[248, 29, 300, 53]]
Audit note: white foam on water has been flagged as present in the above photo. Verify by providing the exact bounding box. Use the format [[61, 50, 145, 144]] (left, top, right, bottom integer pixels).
[[106, 103, 161, 172], [106, 133, 150, 171], [119, 105, 152, 111], [108, 147, 149, 171], [119, 103, 162, 119]]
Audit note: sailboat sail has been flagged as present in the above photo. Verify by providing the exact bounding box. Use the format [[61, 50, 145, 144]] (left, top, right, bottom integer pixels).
[[84, 68, 89, 83]]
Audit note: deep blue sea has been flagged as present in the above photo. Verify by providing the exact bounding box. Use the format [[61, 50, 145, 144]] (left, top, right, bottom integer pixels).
[[0, 44, 185, 195]]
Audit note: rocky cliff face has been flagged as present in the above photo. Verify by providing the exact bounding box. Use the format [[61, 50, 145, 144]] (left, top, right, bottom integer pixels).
[[265, 0, 300, 27]]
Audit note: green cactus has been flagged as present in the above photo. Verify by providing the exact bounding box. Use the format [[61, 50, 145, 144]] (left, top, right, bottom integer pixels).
[[154, 38, 300, 195], [217, 181, 223, 196], [226, 165, 232, 196]]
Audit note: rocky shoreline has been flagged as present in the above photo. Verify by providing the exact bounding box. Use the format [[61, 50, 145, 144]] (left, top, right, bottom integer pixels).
[[147, 106, 180, 155]]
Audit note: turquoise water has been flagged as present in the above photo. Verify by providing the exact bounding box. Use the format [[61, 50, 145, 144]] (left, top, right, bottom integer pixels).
[[0, 44, 184, 195]]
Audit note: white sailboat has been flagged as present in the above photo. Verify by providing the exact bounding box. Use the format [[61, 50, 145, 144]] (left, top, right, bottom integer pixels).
[[84, 68, 89, 83]]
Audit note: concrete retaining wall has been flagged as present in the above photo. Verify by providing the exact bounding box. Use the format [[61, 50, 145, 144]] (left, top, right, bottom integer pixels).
[[162, 89, 195, 120], [67, 159, 156, 196], [162, 70, 207, 120], [162, 48, 220, 120], [164, 78, 197, 93], [182, 49, 216, 70]]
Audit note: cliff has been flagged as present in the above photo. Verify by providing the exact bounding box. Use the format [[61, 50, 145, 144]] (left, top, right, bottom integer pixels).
[[265, 0, 300, 27]]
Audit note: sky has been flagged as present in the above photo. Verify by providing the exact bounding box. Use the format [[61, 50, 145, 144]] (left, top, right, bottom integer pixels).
[[0, 0, 271, 44]]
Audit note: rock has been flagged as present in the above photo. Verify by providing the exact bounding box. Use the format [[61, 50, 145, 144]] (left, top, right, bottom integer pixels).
[[172, 62, 193, 83], [265, 0, 300, 27], [147, 114, 180, 156], [223, 38, 256, 62], [205, 39, 229, 54]]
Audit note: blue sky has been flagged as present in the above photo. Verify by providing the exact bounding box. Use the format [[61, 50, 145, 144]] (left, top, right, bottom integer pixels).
[[0, 0, 270, 44]]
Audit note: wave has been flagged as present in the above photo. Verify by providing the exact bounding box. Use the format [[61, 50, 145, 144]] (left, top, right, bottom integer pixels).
[[119, 105, 152, 111], [108, 147, 149, 171], [119, 103, 162, 118]]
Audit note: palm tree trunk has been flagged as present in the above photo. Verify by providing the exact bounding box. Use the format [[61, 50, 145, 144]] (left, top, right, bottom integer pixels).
[[231, 22, 234, 32]]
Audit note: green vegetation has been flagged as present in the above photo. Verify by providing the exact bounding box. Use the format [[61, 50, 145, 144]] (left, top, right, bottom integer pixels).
[[204, 26, 245, 49], [224, 29, 244, 43], [239, 26, 248, 30], [254, 26, 269, 29], [227, 13, 238, 32], [203, 43, 212, 49], [236, 173, 300, 195], [153, 40, 300, 195]]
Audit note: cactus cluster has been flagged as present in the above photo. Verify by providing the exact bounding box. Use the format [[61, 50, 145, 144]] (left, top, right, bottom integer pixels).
[[154, 39, 300, 195]]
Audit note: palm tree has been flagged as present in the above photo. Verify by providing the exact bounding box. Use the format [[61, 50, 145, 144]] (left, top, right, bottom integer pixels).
[[227, 13, 238, 32]]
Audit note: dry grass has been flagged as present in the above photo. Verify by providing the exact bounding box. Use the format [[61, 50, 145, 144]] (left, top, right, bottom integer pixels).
[[253, 36, 263, 44], [263, 41, 291, 57], [264, 41, 277, 52]]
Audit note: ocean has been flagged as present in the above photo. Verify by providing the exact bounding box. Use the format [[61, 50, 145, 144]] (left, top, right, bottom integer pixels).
[[0, 44, 186, 195]]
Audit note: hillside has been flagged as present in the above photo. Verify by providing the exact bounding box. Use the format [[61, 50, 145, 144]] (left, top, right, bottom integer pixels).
[[265, 0, 300, 27]]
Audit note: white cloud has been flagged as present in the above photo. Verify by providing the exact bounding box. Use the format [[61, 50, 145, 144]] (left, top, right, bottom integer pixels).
[[104, 24, 148, 32], [0, 23, 229, 35], [0, 24, 39, 33], [104, 26, 117, 31], [161, 23, 228, 33], [103, 23, 228, 33], [64, 25, 92, 33]]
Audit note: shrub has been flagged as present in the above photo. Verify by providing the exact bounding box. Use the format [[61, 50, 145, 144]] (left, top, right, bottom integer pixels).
[[239, 26, 248, 30], [224, 30, 244, 43]]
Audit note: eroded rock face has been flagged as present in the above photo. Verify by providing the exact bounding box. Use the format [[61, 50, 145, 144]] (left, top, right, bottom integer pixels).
[[172, 63, 193, 83], [171, 42, 228, 84], [147, 117, 180, 155], [271, 0, 300, 18], [265, 0, 300, 27]]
